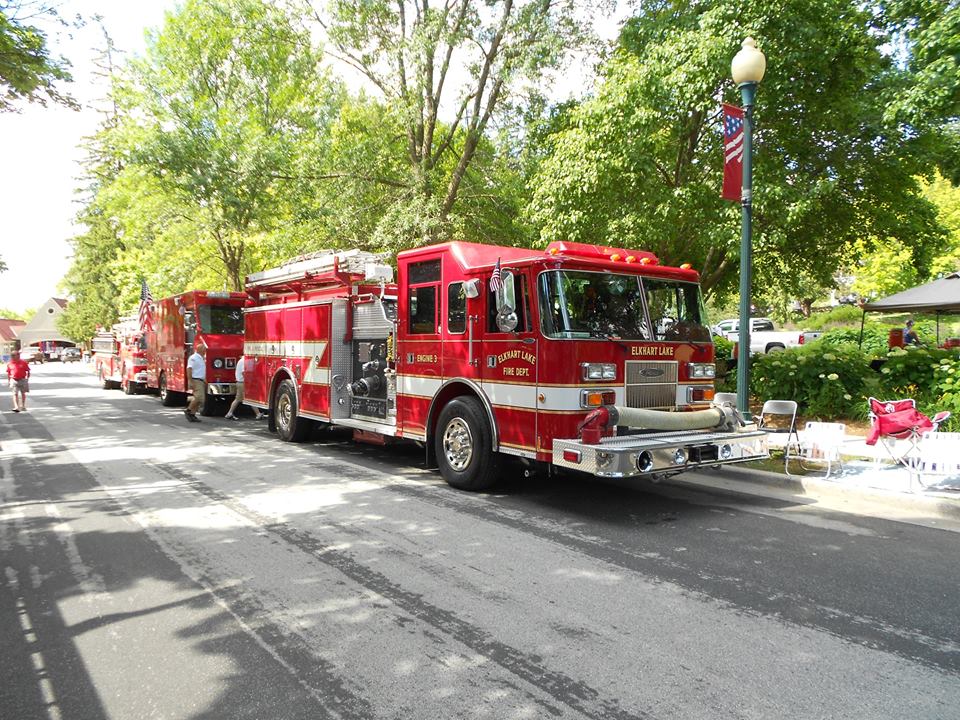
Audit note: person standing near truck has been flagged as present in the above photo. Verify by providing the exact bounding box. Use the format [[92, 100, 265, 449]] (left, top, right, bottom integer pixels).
[[224, 354, 263, 421], [6, 351, 31, 412], [184, 341, 206, 422]]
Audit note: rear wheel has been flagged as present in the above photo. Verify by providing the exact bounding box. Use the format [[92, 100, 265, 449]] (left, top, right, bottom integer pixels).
[[159, 373, 182, 406], [275, 379, 313, 442], [434, 396, 499, 491], [100, 368, 112, 390]]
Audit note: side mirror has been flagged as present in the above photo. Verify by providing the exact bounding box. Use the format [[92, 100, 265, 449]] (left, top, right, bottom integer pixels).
[[495, 271, 518, 332], [463, 278, 481, 299], [495, 271, 516, 313]]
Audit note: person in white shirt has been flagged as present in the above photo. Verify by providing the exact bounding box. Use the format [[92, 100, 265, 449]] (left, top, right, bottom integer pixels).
[[184, 341, 207, 422], [225, 354, 263, 420]]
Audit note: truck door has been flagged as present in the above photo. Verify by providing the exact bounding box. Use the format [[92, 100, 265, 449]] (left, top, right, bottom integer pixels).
[[397, 257, 442, 439], [481, 269, 538, 457]]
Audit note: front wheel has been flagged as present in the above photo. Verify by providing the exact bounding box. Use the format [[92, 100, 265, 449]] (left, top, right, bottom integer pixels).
[[274, 379, 313, 442], [434, 396, 499, 491]]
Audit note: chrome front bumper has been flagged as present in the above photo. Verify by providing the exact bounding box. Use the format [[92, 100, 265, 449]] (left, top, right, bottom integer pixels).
[[207, 382, 237, 396], [552, 427, 769, 478]]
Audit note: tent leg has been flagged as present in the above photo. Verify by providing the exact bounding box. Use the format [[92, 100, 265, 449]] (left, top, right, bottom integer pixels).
[[858, 310, 866, 348]]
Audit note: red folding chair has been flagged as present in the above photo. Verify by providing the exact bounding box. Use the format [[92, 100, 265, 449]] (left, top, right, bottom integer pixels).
[[866, 397, 950, 470]]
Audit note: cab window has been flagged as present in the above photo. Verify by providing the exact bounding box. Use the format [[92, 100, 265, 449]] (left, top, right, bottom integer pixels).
[[408, 259, 441, 335], [447, 282, 466, 334]]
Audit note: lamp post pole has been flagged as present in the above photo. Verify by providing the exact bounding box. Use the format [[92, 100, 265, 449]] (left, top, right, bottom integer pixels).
[[731, 38, 766, 419]]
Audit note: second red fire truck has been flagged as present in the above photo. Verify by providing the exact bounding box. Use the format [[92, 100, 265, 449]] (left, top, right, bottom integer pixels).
[[242, 241, 767, 490], [92, 318, 148, 393], [145, 290, 246, 414]]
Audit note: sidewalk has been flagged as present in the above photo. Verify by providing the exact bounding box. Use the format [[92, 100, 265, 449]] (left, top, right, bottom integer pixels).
[[672, 431, 960, 530]]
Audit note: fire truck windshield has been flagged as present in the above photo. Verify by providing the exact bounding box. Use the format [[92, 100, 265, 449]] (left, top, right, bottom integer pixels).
[[199, 304, 244, 335], [538, 271, 710, 342]]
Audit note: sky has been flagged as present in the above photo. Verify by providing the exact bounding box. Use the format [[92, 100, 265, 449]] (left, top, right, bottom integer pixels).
[[0, 1, 177, 315], [0, 1, 623, 318]]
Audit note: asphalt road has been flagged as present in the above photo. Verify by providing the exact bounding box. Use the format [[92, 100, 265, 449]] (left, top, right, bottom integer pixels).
[[2, 362, 959, 720]]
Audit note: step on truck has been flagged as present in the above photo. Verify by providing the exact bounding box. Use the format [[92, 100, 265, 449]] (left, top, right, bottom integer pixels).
[[145, 291, 246, 414], [243, 241, 768, 490]]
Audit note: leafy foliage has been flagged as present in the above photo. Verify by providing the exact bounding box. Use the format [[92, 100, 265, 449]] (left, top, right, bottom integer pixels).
[[751, 344, 876, 419], [0, 1, 76, 111], [875, 345, 956, 403], [527, 0, 947, 302]]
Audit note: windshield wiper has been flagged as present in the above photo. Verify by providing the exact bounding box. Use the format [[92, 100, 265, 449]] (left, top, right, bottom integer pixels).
[[588, 328, 631, 352]]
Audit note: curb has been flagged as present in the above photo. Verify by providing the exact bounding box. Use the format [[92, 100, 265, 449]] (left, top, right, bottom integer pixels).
[[670, 464, 960, 528]]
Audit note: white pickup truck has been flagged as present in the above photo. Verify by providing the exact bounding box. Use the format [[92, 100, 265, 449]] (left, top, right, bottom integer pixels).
[[712, 318, 821, 354]]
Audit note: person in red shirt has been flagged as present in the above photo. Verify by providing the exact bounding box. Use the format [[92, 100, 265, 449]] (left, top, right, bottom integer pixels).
[[6, 351, 31, 412]]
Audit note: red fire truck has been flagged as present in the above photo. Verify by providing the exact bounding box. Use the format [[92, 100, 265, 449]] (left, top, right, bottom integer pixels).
[[92, 318, 149, 393], [92, 329, 121, 389], [145, 291, 246, 414], [243, 242, 768, 490]]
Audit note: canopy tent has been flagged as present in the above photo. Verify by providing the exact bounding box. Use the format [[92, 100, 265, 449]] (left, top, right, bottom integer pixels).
[[861, 272, 960, 314], [859, 272, 960, 346]]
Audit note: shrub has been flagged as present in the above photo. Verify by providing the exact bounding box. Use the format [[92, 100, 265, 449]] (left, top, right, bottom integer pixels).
[[751, 344, 875, 420], [875, 345, 955, 404], [818, 324, 891, 357], [802, 305, 865, 330], [932, 357, 960, 431]]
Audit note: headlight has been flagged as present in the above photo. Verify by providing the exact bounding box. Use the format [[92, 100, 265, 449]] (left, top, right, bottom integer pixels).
[[672, 448, 688, 465], [581, 363, 617, 381], [213, 358, 224, 369], [720, 444, 733, 460], [687, 362, 716, 379]]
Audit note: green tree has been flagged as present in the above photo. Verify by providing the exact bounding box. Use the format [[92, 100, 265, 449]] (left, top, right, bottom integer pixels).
[[850, 239, 918, 300], [921, 171, 960, 277], [119, 0, 343, 289], [314, 0, 591, 245], [527, 0, 946, 301], [0, 0, 76, 111]]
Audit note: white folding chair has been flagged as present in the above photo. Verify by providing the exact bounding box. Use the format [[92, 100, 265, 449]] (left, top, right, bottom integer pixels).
[[713, 392, 737, 406], [758, 400, 800, 472], [916, 432, 960, 486], [793, 421, 846, 478]]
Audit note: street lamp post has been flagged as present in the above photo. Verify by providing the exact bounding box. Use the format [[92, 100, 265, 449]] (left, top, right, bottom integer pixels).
[[731, 37, 766, 419]]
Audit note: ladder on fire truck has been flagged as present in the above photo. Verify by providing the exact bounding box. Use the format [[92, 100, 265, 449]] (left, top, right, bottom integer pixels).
[[246, 249, 392, 290]]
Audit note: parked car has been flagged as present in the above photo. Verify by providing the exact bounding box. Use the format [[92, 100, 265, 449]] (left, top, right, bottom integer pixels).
[[61, 348, 82, 363], [713, 318, 820, 354]]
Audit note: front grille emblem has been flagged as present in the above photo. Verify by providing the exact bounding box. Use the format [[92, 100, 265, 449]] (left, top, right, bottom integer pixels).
[[639, 368, 665, 378]]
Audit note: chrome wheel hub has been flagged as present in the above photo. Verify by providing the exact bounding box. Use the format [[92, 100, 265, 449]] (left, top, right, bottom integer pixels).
[[442, 418, 474, 472]]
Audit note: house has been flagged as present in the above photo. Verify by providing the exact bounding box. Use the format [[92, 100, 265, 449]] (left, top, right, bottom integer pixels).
[[0, 318, 27, 361], [16, 298, 75, 359]]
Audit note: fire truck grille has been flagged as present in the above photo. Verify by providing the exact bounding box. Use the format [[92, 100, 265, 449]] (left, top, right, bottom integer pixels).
[[624, 361, 678, 409]]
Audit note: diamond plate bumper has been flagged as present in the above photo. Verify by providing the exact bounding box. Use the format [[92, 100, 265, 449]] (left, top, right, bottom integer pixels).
[[552, 427, 769, 477]]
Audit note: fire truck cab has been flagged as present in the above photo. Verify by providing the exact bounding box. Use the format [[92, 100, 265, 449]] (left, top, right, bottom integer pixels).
[[244, 241, 767, 490], [146, 291, 246, 414]]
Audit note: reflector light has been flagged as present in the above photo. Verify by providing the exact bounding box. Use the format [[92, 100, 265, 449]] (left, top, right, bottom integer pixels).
[[611, 254, 622, 261], [549, 247, 559, 255], [680, 263, 692, 269], [640, 257, 651, 264], [625, 256, 637, 263], [563, 449, 581, 463]]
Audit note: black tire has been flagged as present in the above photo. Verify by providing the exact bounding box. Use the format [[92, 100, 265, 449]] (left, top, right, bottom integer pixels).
[[434, 396, 499, 491], [274, 379, 312, 442], [159, 373, 182, 406], [123, 377, 134, 395], [100, 368, 112, 390], [766, 344, 786, 353], [199, 394, 221, 417]]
